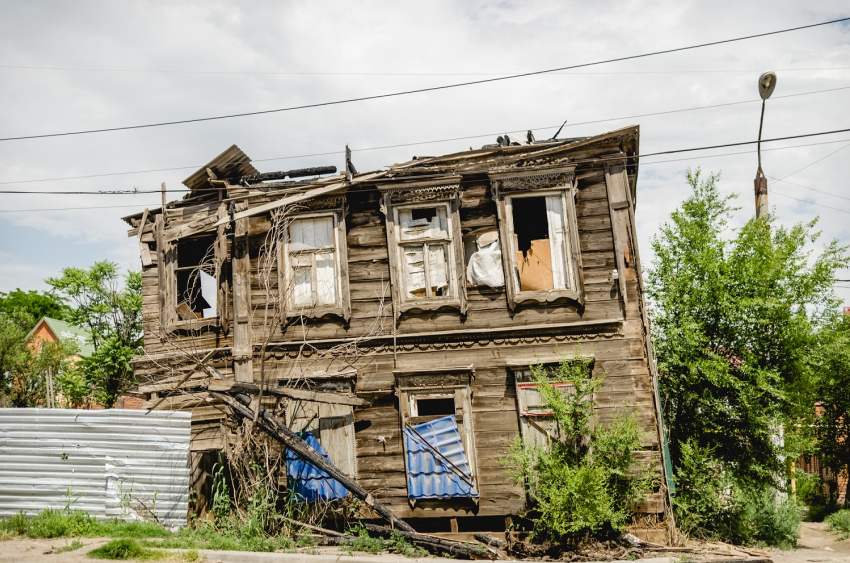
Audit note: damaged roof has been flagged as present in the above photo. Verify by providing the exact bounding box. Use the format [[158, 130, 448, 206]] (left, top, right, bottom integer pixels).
[[182, 144, 259, 192]]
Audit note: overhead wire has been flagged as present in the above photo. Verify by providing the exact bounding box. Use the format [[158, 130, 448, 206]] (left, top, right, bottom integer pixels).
[[2, 65, 849, 77], [2, 127, 850, 195], [1, 84, 849, 187], [2, 16, 848, 142]]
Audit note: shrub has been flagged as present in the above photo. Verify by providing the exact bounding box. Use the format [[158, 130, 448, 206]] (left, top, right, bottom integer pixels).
[[503, 351, 656, 540], [826, 510, 850, 540]]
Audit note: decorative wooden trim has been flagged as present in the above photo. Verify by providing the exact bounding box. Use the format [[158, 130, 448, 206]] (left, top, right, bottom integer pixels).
[[279, 207, 352, 323], [604, 163, 631, 318], [381, 191, 467, 319], [490, 168, 583, 310]]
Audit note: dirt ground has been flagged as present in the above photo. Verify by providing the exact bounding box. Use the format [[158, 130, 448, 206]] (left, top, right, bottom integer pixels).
[[769, 522, 850, 563], [0, 523, 848, 562]]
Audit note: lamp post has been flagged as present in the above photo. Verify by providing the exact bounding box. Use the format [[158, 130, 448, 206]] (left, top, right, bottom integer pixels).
[[755, 71, 777, 219]]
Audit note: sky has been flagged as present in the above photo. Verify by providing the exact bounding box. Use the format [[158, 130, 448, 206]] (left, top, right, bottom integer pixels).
[[0, 0, 848, 306]]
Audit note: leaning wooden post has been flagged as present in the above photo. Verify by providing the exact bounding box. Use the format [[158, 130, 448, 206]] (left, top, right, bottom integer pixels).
[[210, 390, 415, 533]]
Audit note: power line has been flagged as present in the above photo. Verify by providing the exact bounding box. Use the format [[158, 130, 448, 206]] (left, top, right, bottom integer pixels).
[[2, 128, 850, 198], [2, 84, 848, 187], [774, 142, 850, 182], [2, 64, 849, 77], [770, 177, 850, 203], [0, 203, 160, 213], [771, 190, 850, 215], [2, 17, 847, 143]]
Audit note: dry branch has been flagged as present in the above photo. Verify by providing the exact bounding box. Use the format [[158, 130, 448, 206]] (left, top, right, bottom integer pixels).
[[210, 389, 414, 533]]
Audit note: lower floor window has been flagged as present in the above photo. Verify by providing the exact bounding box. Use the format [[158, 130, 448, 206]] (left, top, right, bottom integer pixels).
[[395, 370, 479, 502]]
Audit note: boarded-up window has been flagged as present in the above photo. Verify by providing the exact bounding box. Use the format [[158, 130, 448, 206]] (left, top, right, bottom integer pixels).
[[513, 366, 575, 452], [280, 209, 351, 321], [394, 369, 479, 502], [287, 399, 357, 480]]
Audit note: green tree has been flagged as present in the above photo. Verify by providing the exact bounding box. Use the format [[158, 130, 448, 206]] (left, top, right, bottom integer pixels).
[[813, 314, 850, 508], [46, 261, 142, 408], [503, 351, 655, 539], [647, 169, 848, 540], [0, 289, 72, 322]]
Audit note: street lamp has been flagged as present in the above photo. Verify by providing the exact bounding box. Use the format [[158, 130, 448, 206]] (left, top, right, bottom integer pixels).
[[755, 71, 777, 219]]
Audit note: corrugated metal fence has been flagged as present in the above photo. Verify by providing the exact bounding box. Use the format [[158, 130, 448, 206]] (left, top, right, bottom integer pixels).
[[0, 409, 191, 528]]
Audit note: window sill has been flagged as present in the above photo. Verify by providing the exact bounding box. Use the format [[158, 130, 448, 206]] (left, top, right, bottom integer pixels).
[[397, 298, 463, 316], [513, 289, 584, 307], [285, 306, 350, 323]]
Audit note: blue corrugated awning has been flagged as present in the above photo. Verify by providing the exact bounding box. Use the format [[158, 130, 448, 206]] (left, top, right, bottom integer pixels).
[[404, 415, 479, 500], [285, 431, 349, 503]]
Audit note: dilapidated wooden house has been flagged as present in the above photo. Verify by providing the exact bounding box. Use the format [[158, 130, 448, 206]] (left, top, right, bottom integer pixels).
[[124, 124, 671, 539]]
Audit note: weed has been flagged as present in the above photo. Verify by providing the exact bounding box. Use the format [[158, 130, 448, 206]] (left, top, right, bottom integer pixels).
[[343, 524, 383, 555], [387, 531, 428, 558], [56, 539, 84, 553], [826, 509, 850, 540], [87, 538, 149, 560]]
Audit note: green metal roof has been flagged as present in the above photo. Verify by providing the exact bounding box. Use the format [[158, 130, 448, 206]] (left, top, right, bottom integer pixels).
[[40, 317, 95, 357]]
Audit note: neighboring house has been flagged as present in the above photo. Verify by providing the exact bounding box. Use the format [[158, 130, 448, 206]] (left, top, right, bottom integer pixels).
[[123, 125, 671, 538], [26, 316, 94, 361], [25, 317, 145, 410]]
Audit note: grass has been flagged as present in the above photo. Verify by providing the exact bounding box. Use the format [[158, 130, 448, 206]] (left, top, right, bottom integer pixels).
[[87, 538, 199, 561], [0, 507, 289, 554], [825, 509, 850, 541], [56, 539, 85, 553]]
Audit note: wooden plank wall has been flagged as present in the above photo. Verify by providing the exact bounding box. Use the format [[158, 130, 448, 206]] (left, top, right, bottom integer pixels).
[[133, 140, 664, 519]]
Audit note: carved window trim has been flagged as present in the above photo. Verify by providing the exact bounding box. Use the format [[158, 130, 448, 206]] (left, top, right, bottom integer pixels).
[[394, 367, 479, 502], [490, 166, 585, 309], [380, 181, 467, 317], [277, 205, 351, 322]]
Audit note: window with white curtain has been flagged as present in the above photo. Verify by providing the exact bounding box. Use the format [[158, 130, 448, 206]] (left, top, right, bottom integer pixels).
[[281, 210, 351, 320]]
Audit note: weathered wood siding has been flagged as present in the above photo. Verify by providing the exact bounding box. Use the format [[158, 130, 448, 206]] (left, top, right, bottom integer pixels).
[[131, 129, 664, 519]]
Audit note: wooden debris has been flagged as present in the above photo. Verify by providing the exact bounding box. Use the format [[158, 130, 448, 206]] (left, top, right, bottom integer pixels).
[[361, 523, 496, 559], [474, 533, 507, 549], [208, 379, 370, 407], [210, 389, 414, 533]]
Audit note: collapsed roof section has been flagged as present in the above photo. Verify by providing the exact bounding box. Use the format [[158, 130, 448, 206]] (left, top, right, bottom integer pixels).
[[122, 124, 639, 228]]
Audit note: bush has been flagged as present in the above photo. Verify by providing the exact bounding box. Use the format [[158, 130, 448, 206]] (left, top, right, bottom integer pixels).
[[826, 510, 850, 540], [503, 351, 656, 540]]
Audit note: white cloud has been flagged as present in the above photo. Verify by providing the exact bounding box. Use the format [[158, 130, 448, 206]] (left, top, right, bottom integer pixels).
[[0, 0, 848, 303]]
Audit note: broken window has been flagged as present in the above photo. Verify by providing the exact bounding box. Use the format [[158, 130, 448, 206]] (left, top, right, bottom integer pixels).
[[463, 229, 505, 288], [490, 168, 584, 309], [396, 204, 453, 299], [395, 369, 479, 502], [280, 210, 351, 320], [382, 190, 467, 316], [512, 364, 577, 452], [174, 234, 218, 321]]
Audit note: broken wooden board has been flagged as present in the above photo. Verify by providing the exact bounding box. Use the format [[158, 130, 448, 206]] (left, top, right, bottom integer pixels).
[[208, 379, 370, 407]]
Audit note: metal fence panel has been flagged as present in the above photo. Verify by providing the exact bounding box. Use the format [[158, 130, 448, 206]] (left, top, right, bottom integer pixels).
[[0, 408, 191, 528]]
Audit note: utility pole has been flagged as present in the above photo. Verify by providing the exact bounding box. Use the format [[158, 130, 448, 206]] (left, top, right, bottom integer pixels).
[[755, 71, 777, 219]]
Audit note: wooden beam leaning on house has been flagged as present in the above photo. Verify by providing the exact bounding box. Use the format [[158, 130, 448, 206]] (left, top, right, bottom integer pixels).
[[208, 379, 370, 407], [210, 389, 415, 533]]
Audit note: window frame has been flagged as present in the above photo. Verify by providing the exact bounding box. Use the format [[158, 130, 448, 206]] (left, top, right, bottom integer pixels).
[[156, 207, 224, 333], [394, 367, 479, 502], [278, 207, 351, 322], [283, 375, 359, 481], [380, 182, 467, 317], [490, 167, 585, 310]]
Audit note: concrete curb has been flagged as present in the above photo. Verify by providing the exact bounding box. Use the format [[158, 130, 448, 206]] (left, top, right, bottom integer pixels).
[[196, 552, 679, 563]]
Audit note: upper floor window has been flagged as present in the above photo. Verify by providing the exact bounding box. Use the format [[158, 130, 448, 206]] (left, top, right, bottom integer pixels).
[[380, 182, 467, 317], [490, 167, 584, 309], [279, 206, 351, 321]]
